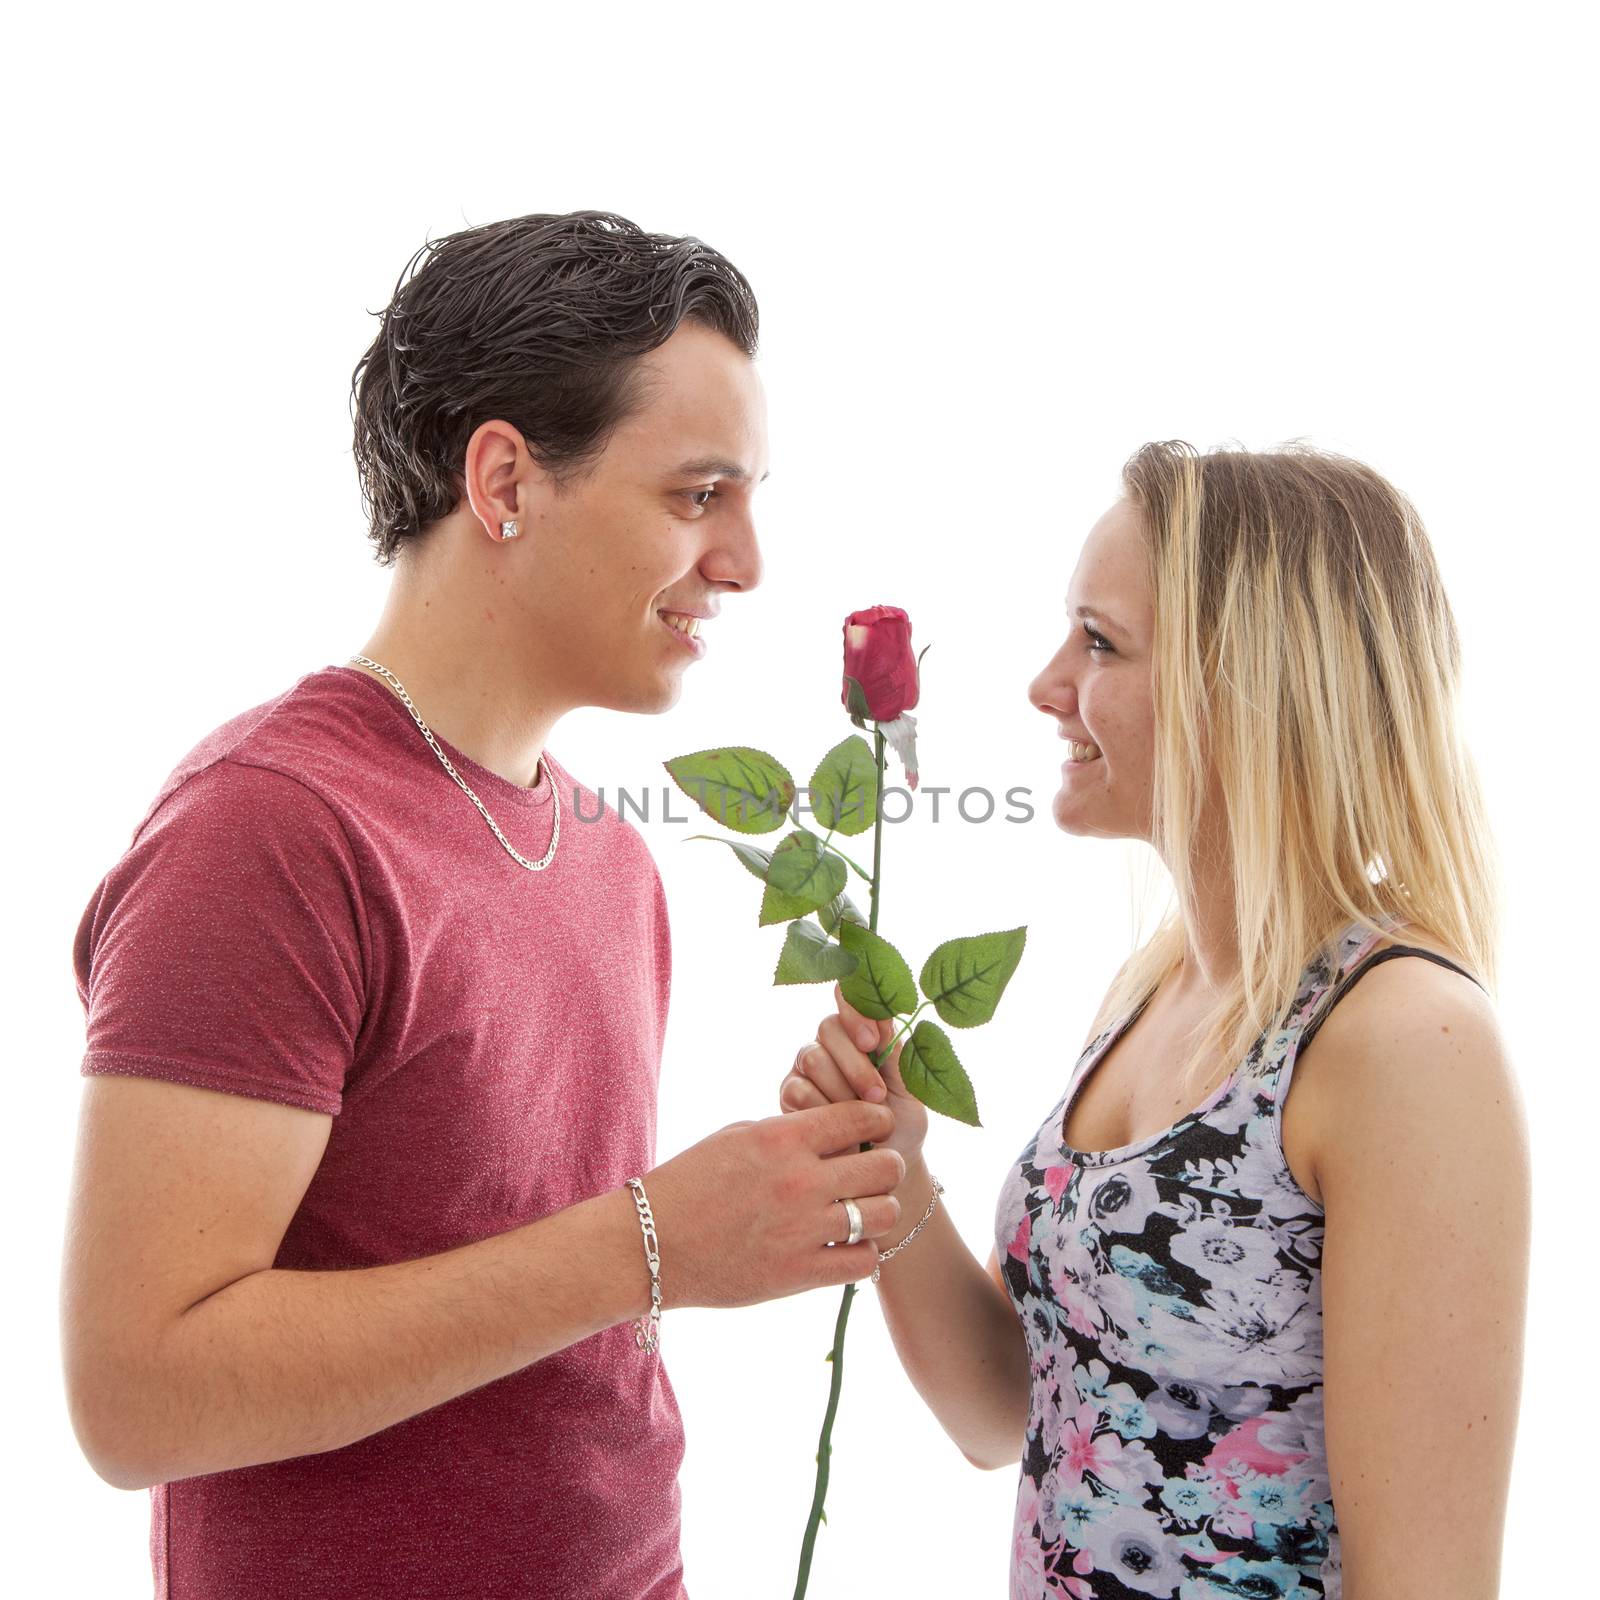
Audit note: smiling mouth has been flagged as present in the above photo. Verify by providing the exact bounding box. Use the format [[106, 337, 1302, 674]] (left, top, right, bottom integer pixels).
[[658, 610, 707, 656], [658, 610, 701, 639]]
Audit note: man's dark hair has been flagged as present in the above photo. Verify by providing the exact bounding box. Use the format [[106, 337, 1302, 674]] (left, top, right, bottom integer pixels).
[[350, 210, 760, 566]]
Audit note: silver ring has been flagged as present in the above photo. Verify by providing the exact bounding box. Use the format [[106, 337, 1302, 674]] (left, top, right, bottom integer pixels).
[[840, 1198, 864, 1246]]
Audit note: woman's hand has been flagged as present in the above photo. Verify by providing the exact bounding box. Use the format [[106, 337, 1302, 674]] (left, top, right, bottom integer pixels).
[[779, 983, 930, 1169]]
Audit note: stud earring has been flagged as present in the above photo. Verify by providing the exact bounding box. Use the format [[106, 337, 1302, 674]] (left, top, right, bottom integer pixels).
[[500, 519, 521, 540]]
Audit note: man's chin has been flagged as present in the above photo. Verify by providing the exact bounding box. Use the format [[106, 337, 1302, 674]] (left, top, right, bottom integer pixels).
[[594, 675, 685, 717]]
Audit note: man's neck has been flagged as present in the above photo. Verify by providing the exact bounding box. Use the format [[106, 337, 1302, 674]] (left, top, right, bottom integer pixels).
[[346, 647, 558, 793], [348, 523, 580, 792]]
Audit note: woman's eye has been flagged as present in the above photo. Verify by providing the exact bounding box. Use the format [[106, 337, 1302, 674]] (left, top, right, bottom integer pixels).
[[687, 488, 718, 509], [1083, 624, 1113, 654]]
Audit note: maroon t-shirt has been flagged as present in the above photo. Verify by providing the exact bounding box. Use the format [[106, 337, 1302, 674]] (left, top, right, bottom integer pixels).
[[72, 664, 685, 1599]]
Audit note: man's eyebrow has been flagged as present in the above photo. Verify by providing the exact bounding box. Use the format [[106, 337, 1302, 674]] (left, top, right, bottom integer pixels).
[[674, 457, 770, 484], [1071, 603, 1127, 637]]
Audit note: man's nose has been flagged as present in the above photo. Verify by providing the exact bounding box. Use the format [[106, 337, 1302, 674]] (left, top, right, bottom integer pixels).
[[714, 504, 763, 595]]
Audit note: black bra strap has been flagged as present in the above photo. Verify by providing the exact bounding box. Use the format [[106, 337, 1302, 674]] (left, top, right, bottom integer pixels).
[[1299, 944, 1486, 1055]]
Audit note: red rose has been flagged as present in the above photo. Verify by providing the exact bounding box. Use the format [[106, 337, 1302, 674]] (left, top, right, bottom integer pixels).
[[841, 605, 919, 722]]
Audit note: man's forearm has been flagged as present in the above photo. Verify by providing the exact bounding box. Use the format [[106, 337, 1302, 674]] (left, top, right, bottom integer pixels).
[[100, 1184, 651, 1490]]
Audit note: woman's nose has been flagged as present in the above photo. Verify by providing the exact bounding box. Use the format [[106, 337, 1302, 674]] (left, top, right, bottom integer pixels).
[[1027, 641, 1075, 715]]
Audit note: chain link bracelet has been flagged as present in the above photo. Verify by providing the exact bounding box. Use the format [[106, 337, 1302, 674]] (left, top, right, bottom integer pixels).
[[872, 1176, 944, 1284], [625, 1177, 662, 1353]]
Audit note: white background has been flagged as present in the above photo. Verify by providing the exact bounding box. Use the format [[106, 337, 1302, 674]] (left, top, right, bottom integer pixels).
[[7, 3, 1594, 1595]]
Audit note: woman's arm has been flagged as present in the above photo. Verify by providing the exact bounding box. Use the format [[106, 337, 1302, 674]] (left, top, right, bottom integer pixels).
[[1311, 962, 1530, 1598], [781, 997, 1031, 1471], [871, 1156, 1032, 1470]]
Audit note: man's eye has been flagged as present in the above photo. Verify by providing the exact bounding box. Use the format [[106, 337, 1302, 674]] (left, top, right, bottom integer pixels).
[[687, 488, 719, 509]]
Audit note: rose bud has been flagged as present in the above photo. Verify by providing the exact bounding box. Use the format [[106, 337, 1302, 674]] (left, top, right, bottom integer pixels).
[[841, 605, 920, 722]]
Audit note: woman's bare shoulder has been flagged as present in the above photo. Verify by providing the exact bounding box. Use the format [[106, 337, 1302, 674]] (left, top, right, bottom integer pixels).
[[1312, 925, 1489, 1046], [1290, 924, 1514, 1201]]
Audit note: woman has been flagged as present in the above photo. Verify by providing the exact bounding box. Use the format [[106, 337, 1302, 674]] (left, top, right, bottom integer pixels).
[[779, 441, 1529, 1599]]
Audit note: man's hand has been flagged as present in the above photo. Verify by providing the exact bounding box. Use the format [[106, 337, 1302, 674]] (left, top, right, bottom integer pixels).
[[641, 1098, 906, 1309]]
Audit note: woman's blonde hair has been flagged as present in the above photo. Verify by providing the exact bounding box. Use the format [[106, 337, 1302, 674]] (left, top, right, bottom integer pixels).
[[1090, 439, 1502, 1094]]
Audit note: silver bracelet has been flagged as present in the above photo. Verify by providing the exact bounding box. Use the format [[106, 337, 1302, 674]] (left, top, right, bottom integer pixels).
[[872, 1176, 944, 1284], [625, 1177, 662, 1353]]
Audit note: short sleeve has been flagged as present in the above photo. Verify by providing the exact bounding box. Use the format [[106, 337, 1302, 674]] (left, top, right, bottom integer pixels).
[[72, 759, 368, 1115]]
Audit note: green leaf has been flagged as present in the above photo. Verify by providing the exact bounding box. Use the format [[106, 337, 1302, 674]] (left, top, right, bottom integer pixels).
[[685, 832, 810, 922], [843, 674, 871, 721], [838, 922, 918, 1018], [765, 831, 848, 901], [758, 881, 818, 925], [663, 748, 795, 834], [900, 1019, 981, 1126], [759, 832, 848, 925], [808, 735, 878, 836], [818, 889, 867, 936], [919, 926, 1027, 1028], [774, 920, 860, 986], [684, 834, 774, 882]]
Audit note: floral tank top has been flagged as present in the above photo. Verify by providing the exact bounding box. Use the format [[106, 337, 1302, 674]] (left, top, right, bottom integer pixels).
[[992, 913, 1483, 1599]]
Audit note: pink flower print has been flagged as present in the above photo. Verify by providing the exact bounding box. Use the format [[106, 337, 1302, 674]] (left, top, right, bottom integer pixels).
[[1065, 1295, 1098, 1340], [1211, 1502, 1256, 1540], [1010, 1480, 1069, 1600], [1044, 1163, 1074, 1206], [1059, 1404, 1162, 1498], [1062, 1286, 1100, 1337], [1179, 1540, 1235, 1566], [1008, 1211, 1033, 1263], [1010, 1533, 1049, 1600], [1046, 1267, 1100, 1338], [1059, 1402, 1110, 1485], [1016, 1475, 1040, 1532], [1202, 1414, 1307, 1497], [1045, 1550, 1096, 1600]]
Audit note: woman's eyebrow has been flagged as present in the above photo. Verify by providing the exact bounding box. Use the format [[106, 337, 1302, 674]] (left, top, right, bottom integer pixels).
[[1071, 602, 1127, 638]]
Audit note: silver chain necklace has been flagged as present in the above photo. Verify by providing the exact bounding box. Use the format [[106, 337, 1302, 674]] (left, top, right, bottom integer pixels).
[[346, 655, 560, 871]]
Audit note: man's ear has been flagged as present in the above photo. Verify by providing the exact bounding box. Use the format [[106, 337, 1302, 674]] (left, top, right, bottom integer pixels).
[[461, 418, 557, 540]]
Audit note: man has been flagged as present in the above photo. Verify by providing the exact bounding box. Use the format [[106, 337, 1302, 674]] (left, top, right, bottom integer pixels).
[[62, 211, 905, 1599]]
